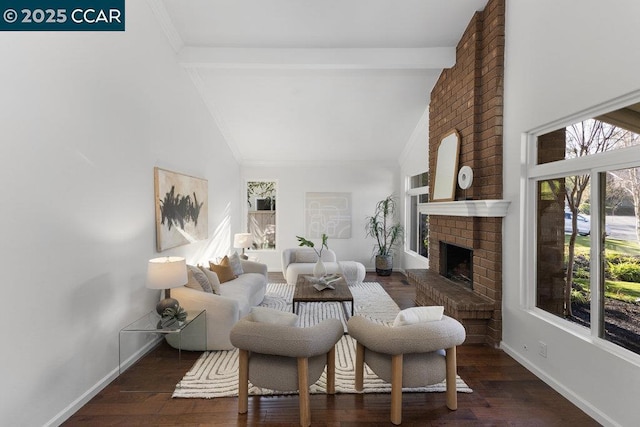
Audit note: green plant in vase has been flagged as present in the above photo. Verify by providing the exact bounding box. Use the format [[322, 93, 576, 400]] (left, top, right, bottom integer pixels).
[[296, 233, 329, 278], [365, 195, 404, 276]]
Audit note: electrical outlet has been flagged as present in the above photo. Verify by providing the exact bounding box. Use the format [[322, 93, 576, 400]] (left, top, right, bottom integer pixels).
[[539, 341, 547, 358]]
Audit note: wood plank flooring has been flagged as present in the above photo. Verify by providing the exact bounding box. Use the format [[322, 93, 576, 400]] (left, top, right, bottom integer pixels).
[[63, 272, 600, 426]]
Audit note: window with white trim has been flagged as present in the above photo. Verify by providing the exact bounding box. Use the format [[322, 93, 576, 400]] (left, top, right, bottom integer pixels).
[[528, 112, 640, 356], [406, 172, 429, 258]]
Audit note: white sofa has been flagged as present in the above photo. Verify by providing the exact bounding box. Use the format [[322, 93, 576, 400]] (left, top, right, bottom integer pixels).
[[281, 248, 340, 285], [167, 259, 267, 351]]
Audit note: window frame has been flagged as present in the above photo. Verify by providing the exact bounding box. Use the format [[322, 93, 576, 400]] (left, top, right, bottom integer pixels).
[[404, 173, 429, 259], [524, 108, 640, 362]]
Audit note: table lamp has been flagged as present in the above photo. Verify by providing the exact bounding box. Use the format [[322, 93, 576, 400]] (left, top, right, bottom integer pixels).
[[234, 233, 253, 260], [146, 256, 188, 315]]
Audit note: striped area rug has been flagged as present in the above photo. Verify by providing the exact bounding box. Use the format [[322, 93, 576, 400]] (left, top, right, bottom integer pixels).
[[172, 282, 472, 398]]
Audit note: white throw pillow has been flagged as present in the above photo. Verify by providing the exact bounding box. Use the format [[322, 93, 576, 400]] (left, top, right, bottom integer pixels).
[[295, 250, 318, 263], [186, 265, 213, 294], [251, 306, 298, 326], [393, 306, 444, 327], [228, 251, 244, 276], [199, 265, 221, 294]]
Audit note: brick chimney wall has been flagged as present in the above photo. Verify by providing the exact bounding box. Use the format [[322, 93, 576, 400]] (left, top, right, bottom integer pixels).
[[419, 0, 505, 346]]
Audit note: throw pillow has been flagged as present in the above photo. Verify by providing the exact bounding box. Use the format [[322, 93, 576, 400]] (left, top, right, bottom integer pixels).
[[185, 265, 213, 293], [199, 265, 221, 294], [392, 306, 444, 327], [228, 251, 244, 276], [251, 306, 298, 326], [295, 250, 318, 263], [209, 258, 237, 283]]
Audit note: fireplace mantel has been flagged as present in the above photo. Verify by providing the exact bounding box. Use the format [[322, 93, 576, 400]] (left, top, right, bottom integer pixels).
[[418, 200, 510, 217]]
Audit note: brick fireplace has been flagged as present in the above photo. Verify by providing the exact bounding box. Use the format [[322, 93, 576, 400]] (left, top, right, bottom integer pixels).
[[407, 0, 505, 346]]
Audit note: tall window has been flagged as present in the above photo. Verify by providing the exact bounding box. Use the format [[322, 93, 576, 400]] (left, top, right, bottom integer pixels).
[[406, 172, 429, 258], [247, 181, 277, 250], [530, 112, 640, 356]]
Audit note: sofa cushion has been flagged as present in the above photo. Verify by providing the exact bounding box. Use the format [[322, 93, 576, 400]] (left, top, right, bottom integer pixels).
[[295, 250, 318, 263], [185, 265, 213, 293], [209, 257, 237, 283], [199, 265, 221, 294], [219, 272, 267, 316], [393, 306, 444, 327], [228, 252, 244, 276]]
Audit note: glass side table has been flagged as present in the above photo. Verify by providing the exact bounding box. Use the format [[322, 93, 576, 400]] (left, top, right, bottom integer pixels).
[[119, 309, 206, 375]]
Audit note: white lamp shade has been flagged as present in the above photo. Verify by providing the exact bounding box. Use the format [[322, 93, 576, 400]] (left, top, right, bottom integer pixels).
[[146, 257, 188, 290], [234, 233, 253, 249]]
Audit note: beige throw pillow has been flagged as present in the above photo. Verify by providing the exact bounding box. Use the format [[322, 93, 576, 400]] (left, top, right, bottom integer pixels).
[[393, 306, 444, 327], [209, 257, 237, 283]]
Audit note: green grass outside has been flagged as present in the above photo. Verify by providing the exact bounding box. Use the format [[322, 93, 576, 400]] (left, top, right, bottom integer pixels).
[[566, 235, 640, 302]]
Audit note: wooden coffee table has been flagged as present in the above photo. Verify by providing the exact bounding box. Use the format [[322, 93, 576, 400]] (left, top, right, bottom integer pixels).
[[293, 275, 354, 318]]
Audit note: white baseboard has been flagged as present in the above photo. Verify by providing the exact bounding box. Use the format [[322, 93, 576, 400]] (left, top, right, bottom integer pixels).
[[500, 341, 619, 427], [45, 337, 163, 427]]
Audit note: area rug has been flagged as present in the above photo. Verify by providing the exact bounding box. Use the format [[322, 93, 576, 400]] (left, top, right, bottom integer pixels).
[[173, 282, 472, 398]]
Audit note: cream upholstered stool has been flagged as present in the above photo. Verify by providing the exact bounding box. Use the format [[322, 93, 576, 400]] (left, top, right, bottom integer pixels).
[[338, 261, 366, 284]]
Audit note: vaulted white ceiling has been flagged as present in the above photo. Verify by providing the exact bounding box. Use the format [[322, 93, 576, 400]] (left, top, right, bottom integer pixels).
[[152, 0, 489, 166]]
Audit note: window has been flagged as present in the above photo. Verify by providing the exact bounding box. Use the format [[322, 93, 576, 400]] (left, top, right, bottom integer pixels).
[[530, 110, 640, 356], [406, 172, 429, 258], [247, 181, 276, 250]]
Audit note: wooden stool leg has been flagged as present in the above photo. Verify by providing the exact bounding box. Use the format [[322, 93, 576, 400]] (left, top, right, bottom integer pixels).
[[390, 354, 403, 425], [238, 349, 249, 414], [297, 357, 310, 427], [326, 346, 336, 394], [445, 346, 458, 410], [355, 342, 365, 391]]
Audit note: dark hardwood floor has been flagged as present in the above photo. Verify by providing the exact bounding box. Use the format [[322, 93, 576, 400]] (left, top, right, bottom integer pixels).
[[64, 272, 600, 426]]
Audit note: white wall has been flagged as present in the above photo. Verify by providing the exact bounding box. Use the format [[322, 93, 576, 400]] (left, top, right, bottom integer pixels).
[[241, 163, 398, 271], [0, 2, 240, 425], [503, 1, 640, 426]]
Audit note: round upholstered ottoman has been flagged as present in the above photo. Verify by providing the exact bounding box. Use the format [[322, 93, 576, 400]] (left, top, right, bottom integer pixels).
[[338, 261, 366, 285]]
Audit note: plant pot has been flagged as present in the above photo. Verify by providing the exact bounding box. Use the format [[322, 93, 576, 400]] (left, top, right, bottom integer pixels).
[[375, 254, 393, 276]]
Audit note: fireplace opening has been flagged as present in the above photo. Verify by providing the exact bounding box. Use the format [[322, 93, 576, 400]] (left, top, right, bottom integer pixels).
[[439, 242, 473, 289]]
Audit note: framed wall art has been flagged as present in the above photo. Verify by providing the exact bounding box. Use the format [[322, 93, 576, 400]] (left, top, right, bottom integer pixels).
[[305, 192, 352, 239], [154, 167, 208, 252]]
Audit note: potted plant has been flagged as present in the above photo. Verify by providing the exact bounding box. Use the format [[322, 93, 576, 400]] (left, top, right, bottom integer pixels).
[[365, 195, 404, 276], [296, 233, 329, 277]]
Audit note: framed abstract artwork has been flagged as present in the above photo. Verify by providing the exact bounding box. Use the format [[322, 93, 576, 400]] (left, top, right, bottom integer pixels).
[[305, 192, 352, 239], [154, 167, 208, 252]]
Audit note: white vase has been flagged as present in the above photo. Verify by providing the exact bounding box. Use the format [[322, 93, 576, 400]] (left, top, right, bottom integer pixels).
[[313, 258, 326, 278]]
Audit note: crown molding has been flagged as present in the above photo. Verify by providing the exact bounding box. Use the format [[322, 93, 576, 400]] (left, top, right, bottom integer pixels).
[[146, 0, 184, 53]]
